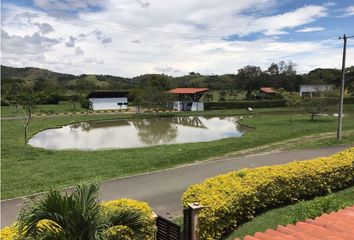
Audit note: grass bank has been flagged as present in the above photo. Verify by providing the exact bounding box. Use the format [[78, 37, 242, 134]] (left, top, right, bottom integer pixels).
[[1, 102, 86, 117], [1, 107, 354, 199], [2, 101, 353, 117], [226, 185, 354, 239]]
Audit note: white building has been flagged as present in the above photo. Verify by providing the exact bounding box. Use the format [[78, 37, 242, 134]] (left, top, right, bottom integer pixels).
[[299, 84, 335, 97], [88, 91, 129, 111], [171, 101, 205, 111], [167, 88, 209, 111]]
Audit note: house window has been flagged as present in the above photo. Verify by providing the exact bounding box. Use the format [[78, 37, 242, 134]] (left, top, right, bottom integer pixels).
[[117, 103, 123, 106]]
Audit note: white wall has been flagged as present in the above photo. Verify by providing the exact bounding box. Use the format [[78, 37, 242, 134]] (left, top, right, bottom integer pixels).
[[171, 101, 204, 111], [89, 97, 128, 110], [191, 102, 204, 111], [299, 85, 334, 97]]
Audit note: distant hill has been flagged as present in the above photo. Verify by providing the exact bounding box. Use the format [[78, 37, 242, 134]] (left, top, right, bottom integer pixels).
[[1, 65, 75, 82], [1, 65, 353, 94], [1, 65, 134, 91]]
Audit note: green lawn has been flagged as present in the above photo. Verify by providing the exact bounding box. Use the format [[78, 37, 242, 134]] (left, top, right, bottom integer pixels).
[[2, 101, 353, 117], [1, 101, 86, 117], [1, 106, 354, 199], [226, 185, 354, 239]]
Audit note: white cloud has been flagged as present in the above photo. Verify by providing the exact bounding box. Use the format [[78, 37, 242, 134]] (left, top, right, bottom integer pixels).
[[154, 66, 181, 74], [345, 6, 354, 16], [1, 29, 61, 55], [101, 37, 112, 44], [33, 0, 107, 11], [251, 5, 327, 36], [296, 27, 325, 33], [33, 22, 54, 34], [323, 1, 336, 7], [131, 39, 141, 44], [1, 1, 353, 77], [65, 36, 76, 47], [75, 46, 84, 56]]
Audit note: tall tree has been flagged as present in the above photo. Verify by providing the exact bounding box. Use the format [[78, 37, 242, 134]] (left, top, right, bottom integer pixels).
[[236, 66, 263, 98]]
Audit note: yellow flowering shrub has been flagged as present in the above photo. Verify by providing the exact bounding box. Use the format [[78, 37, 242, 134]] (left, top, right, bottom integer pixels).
[[102, 199, 156, 240], [0, 220, 60, 240], [182, 147, 354, 239], [0, 226, 17, 240], [0, 199, 155, 240]]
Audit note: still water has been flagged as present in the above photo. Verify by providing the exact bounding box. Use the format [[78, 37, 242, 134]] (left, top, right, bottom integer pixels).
[[29, 116, 249, 150]]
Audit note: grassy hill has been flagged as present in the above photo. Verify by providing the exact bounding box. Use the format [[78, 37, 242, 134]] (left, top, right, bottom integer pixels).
[[1, 65, 132, 91], [2, 65, 354, 95]]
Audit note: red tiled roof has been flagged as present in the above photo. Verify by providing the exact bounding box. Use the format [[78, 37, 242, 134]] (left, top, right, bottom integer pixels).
[[260, 87, 275, 93], [168, 88, 209, 94], [235, 205, 354, 240]]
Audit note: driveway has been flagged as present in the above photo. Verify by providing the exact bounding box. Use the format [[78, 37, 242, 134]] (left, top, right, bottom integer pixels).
[[1, 145, 350, 227]]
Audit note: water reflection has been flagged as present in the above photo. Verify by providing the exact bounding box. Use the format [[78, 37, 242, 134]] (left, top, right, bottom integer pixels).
[[29, 116, 249, 150], [133, 118, 178, 145]]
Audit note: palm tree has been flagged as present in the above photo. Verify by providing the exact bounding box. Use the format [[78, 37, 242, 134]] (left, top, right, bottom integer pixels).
[[17, 182, 146, 240]]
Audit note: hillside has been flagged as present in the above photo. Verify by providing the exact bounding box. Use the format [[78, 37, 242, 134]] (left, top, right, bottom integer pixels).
[[1, 65, 354, 94], [1, 65, 133, 91]]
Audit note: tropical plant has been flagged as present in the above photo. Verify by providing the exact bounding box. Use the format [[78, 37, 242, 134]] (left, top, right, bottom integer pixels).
[[17, 182, 146, 240]]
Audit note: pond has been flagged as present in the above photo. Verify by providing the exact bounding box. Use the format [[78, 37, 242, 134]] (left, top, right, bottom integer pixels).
[[29, 116, 249, 150]]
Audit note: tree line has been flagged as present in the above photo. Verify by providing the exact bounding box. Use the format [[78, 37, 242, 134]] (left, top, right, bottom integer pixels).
[[2, 61, 354, 103]]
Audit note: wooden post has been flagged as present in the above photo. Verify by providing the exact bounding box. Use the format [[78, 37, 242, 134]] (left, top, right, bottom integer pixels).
[[189, 203, 204, 240]]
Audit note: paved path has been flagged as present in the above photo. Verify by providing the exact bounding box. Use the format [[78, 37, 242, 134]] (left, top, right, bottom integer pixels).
[[1, 145, 350, 227]]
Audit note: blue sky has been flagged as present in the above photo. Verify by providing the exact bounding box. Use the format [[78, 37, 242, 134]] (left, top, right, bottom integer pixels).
[[1, 0, 354, 77]]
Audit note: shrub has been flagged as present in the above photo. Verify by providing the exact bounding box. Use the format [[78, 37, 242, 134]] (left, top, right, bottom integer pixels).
[[0, 199, 156, 240], [204, 97, 354, 110], [182, 148, 354, 239], [288, 195, 347, 223], [102, 199, 156, 240], [0, 226, 17, 240], [344, 96, 354, 104], [204, 100, 286, 110]]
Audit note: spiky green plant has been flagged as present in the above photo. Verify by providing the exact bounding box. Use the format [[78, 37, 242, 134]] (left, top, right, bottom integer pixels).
[[17, 182, 146, 240]]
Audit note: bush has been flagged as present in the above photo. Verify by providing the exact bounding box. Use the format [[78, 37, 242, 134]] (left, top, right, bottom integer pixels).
[[36, 92, 60, 104], [204, 100, 286, 110], [102, 199, 156, 240], [344, 96, 354, 104], [0, 100, 10, 106], [288, 195, 347, 223], [182, 148, 354, 239], [204, 97, 354, 110], [0, 199, 156, 240]]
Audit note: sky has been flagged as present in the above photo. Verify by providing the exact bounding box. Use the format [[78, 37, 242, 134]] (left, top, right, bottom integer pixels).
[[1, 0, 354, 77]]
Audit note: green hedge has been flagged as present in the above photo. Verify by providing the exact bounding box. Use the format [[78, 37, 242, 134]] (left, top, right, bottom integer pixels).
[[344, 96, 354, 104], [182, 148, 354, 239], [205, 100, 286, 110], [204, 97, 354, 110]]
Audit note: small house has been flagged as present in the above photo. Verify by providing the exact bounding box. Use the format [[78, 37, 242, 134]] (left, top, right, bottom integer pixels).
[[299, 85, 334, 97], [259, 87, 275, 98], [167, 88, 209, 111], [87, 91, 129, 111]]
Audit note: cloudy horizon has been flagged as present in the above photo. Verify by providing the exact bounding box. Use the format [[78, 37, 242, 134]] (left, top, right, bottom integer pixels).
[[1, 0, 354, 77]]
